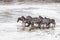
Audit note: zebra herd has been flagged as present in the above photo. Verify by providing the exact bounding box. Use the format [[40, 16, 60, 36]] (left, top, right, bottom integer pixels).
[[17, 16, 56, 31]]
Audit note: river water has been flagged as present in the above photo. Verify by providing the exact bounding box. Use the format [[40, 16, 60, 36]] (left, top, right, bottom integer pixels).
[[0, 3, 60, 32], [0, 3, 60, 40], [0, 8, 33, 23]]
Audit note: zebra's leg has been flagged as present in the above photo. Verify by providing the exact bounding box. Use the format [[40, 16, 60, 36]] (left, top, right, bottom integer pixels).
[[43, 23, 47, 29], [43, 24, 47, 29], [46, 23, 50, 29], [29, 23, 34, 31], [31, 22, 34, 27], [52, 23, 55, 30], [42, 24, 44, 29], [46, 24, 49, 29], [41, 24, 43, 29], [53, 22, 56, 28], [22, 22, 26, 30], [38, 23, 41, 29]]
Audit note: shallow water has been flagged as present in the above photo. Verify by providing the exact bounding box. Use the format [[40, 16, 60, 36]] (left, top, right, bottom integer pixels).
[[0, 3, 60, 40]]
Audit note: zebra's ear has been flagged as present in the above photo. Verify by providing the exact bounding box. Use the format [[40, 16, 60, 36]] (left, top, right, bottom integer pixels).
[[17, 18, 21, 23]]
